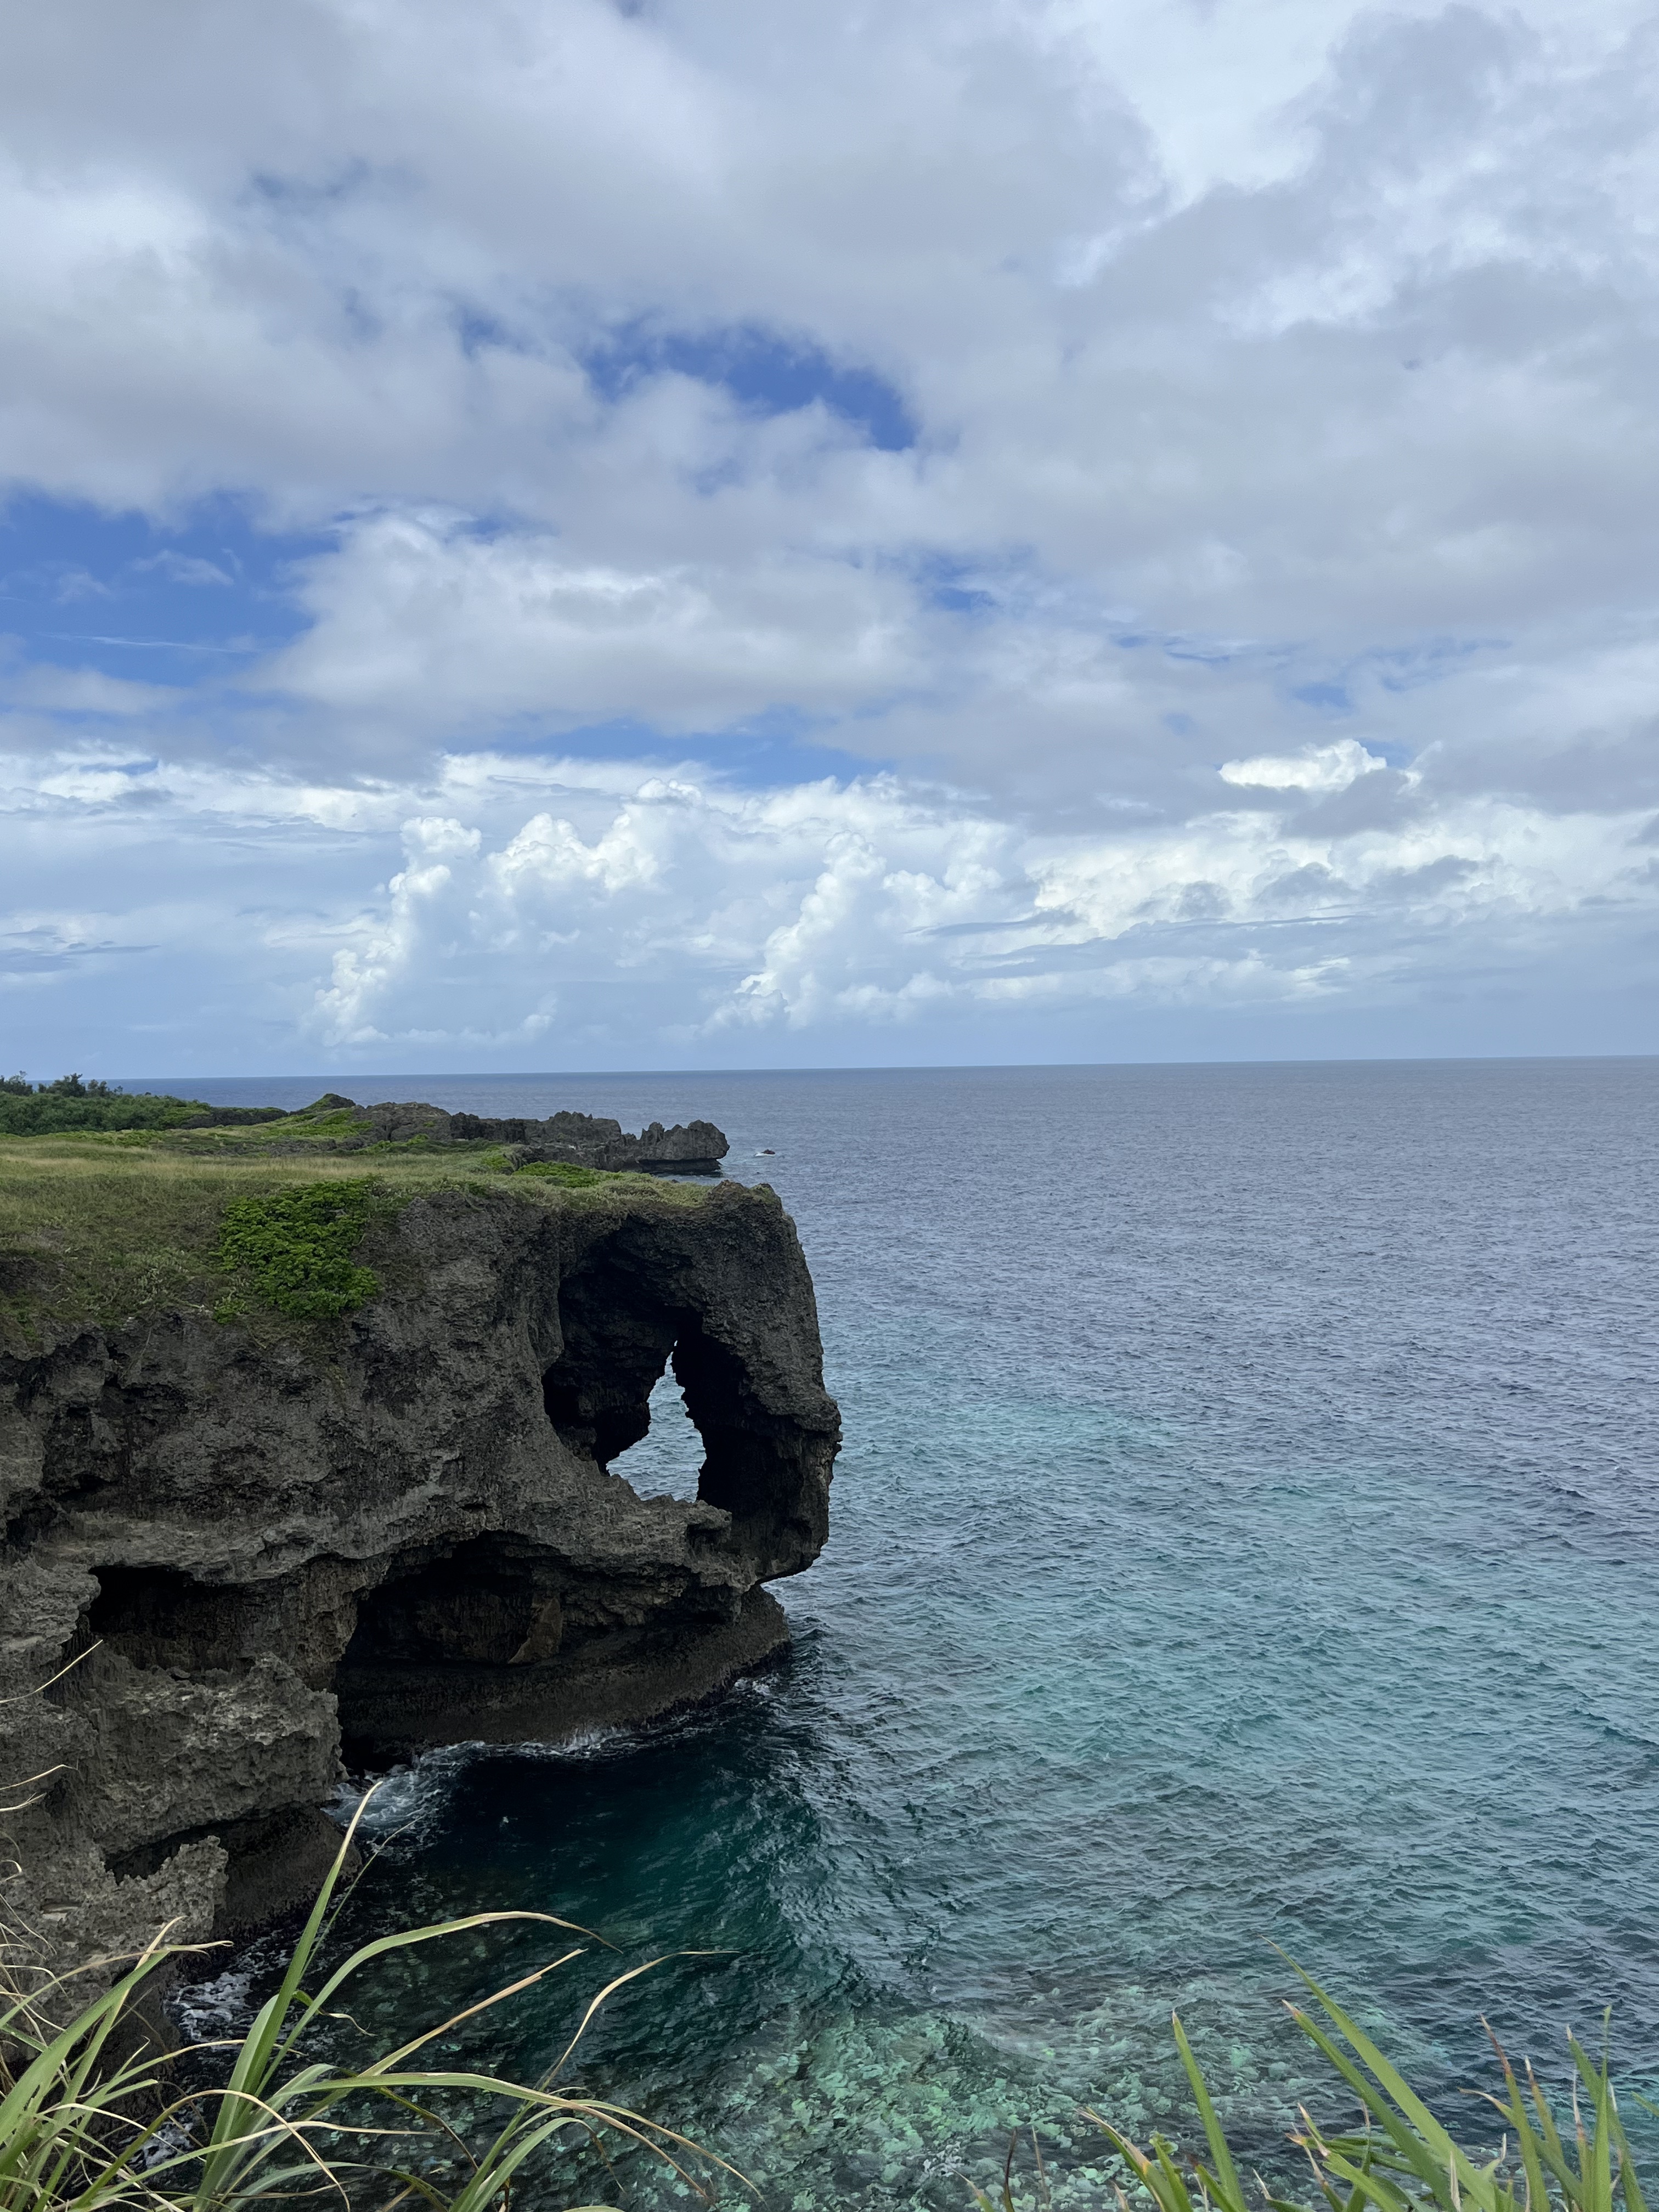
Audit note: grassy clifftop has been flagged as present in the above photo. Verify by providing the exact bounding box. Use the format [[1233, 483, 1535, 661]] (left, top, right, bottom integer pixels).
[[0, 1099, 707, 1342]]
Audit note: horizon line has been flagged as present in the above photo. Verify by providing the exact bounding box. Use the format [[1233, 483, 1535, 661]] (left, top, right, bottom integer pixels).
[[94, 1048, 1659, 1086]]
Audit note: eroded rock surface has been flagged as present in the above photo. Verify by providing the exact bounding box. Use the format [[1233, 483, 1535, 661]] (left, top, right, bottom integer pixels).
[[0, 1180, 837, 1970], [308, 1097, 729, 1169]]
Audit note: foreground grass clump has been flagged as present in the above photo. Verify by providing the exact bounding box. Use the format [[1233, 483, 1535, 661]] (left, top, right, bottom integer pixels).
[[973, 1969, 1649, 2212], [0, 1792, 737, 2212]]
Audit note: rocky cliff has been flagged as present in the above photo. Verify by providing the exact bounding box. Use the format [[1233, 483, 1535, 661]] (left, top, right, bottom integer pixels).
[[0, 1173, 837, 1973]]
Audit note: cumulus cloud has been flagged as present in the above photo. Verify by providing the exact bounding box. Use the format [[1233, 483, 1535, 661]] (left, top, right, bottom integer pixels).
[[4, 731, 1654, 1068], [0, 0, 1656, 1062]]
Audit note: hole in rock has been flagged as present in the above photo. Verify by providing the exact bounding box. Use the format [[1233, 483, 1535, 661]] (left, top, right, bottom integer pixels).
[[343, 1537, 566, 1669], [538, 1225, 814, 1549], [611, 1367, 705, 1502], [89, 1565, 248, 1673]]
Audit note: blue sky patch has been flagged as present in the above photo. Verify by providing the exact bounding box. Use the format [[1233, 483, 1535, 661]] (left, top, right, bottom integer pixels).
[[583, 321, 917, 451], [1291, 679, 1352, 713], [0, 494, 325, 690], [913, 553, 998, 617], [500, 707, 885, 789]]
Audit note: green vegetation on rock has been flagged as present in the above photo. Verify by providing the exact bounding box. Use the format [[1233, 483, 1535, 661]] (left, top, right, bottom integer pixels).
[[0, 1121, 707, 1341], [511, 1159, 615, 1187], [216, 1181, 394, 1319]]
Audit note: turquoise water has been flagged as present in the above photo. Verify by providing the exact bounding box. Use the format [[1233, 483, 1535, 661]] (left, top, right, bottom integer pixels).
[[174, 1062, 1659, 2208]]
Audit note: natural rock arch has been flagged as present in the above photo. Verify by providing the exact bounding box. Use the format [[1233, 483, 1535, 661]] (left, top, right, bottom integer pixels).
[[0, 1179, 839, 1968]]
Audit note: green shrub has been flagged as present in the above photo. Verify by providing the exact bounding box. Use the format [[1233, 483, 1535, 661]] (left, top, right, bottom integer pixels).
[[0, 1085, 287, 1137], [512, 1161, 616, 1188], [270, 1107, 372, 1138], [0, 1791, 737, 2212], [0, 1093, 196, 1137], [217, 1184, 393, 1320]]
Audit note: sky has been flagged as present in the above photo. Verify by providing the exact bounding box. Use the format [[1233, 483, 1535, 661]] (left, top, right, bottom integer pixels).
[[3, 0, 1658, 1076]]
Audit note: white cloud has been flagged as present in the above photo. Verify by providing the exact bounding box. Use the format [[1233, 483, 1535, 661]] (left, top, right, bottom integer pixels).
[[0, 658, 181, 718], [269, 507, 919, 731], [1218, 741, 1387, 793], [4, 735, 1653, 1065], [0, 0, 1657, 1060], [136, 551, 234, 587], [4, 0, 1657, 656]]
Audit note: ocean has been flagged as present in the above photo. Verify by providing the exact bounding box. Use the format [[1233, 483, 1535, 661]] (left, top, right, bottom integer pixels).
[[160, 1060, 1659, 2210]]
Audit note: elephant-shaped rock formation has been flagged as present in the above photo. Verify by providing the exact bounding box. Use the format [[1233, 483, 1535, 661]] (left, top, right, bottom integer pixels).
[[0, 1178, 837, 1970]]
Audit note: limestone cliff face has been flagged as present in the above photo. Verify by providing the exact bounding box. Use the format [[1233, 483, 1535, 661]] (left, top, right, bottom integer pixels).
[[0, 1180, 838, 1967]]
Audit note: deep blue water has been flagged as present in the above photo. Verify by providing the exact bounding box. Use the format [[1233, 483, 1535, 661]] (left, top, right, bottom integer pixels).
[[162, 1062, 1659, 2209]]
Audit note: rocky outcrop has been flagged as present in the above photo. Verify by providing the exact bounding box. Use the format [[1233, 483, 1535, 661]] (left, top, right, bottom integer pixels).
[[0, 1180, 837, 1972], [307, 1097, 729, 1170], [449, 1108, 729, 1171]]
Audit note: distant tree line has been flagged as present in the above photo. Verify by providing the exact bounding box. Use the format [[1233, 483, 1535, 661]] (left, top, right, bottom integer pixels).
[[0, 1072, 287, 1134], [1, 1071, 123, 1097]]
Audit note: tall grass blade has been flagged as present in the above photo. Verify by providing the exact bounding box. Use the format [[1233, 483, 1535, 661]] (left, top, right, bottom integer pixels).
[[1172, 2013, 1248, 2212], [1088, 1970, 1645, 2212], [0, 1793, 742, 2212]]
